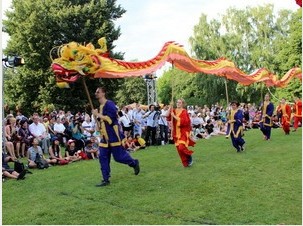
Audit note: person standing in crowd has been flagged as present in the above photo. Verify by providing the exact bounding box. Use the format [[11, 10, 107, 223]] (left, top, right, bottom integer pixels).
[[118, 110, 133, 138], [143, 104, 158, 146], [167, 98, 195, 167], [225, 101, 245, 152], [92, 87, 140, 187], [259, 93, 274, 140], [132, 103, 144, 137], [276, 98, 292, 135], [292, 96, 302, 132], [158, 105, 169, 145]]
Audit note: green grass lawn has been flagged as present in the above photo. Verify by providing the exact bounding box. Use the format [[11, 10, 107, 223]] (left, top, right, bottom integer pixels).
[[2, 128, 302, 225]]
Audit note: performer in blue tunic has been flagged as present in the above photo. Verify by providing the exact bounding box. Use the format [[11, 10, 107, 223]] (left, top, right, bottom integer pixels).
[[93, 87, 140, 187], [259, 93, 274, 140], [226, 101, 245, 152]]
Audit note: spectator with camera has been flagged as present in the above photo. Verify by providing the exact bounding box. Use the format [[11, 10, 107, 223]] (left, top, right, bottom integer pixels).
[[69, 116, 86, 151]]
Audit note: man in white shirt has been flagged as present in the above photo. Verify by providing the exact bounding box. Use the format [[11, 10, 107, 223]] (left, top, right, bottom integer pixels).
[[82, 114, 95, 140], [132, 104, 145, 137], [53, 117, 67, 145], [158, 105, 169, 144], [28, 115, 50, 154]]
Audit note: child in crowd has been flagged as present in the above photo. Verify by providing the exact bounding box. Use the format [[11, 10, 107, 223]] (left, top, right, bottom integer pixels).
[[124, 136, 138, 152], [84, 136, 99, 159], [133, 134, 146, 150], [64, 139, 82, 162]]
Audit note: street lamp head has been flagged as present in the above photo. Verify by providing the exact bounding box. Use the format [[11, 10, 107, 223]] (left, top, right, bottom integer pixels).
[[2, 55, 25, 68]]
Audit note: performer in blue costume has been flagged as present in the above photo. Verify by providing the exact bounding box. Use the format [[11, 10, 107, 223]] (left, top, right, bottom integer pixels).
[[259, 93, 274, 140], [93, 87, 140, 187], [226, 101, 245, 153]]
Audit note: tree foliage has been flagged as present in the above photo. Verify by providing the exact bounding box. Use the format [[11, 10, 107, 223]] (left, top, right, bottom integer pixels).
[[157, 5, 301, 107], [3, 0, 126, 115], [115, 77, 147, 106], [3, 2, 301, 114]]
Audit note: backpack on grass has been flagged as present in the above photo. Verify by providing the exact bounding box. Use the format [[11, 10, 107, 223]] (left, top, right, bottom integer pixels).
[[14, 160, 32, 174], [35, 153, 49, 169]]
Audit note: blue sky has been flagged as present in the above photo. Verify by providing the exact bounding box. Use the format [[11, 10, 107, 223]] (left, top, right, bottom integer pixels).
[[1, 0, 299, 62]]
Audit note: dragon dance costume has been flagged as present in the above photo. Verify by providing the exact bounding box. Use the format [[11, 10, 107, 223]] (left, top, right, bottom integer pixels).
[[98, 100, 139, 182], [167, 108, 195, 167], [293, 99, 302, 131], [260, 100, 274, 140], [226, 108, 245, 152], [277, 103, 291, 135]]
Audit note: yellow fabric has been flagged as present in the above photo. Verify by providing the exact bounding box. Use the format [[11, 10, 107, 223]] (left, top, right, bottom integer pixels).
[[137, 137, 146, 146]]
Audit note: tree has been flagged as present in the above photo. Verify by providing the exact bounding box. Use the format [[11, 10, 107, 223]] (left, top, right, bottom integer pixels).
[[3, 0, 126, 115], [115, 77, 147, 106], [189, 14, 239, 106], [189, 5, 301, 106]]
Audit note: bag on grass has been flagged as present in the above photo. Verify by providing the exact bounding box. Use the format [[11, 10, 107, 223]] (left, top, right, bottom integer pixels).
[[14, 160, 32, 174], [35, 153, 49, 169], [14, 160, 25, 173]]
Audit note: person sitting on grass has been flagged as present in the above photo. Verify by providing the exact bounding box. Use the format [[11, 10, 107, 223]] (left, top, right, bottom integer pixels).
[[27, 138, 57, 168], [64, 139, 82, 162], [49, 136, 70, 164], [133, 134, 146, 150], [84, 137, 99, 159], [124, 136, 139, 152], [2, 152, 26, 181]]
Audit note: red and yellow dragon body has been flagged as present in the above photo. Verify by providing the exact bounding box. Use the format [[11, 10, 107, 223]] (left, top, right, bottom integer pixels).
[[51, 37, 301, 88]]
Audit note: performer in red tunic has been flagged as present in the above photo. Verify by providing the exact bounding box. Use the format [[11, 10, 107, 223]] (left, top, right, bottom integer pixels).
[[292, 96, 302, 132], [276, 98, 292, 135], [167, 98, 195, 167]]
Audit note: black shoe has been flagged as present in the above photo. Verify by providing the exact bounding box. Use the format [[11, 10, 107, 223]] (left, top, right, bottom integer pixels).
[[241, 144, 245, 151], [188, 155, 193, 166], [17, 170, 26, 180], [96, 180, 110, 187], [133, 160, 140, 175]]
